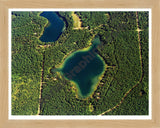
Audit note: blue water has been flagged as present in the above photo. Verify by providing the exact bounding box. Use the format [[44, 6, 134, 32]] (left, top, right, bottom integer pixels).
[[58, 36, 106, 98], [40, 12, 64, 42]]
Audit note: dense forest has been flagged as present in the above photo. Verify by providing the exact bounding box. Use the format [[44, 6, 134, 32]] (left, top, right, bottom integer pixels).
[[11, 11, 149, 115], [11, 11, 46, 115]]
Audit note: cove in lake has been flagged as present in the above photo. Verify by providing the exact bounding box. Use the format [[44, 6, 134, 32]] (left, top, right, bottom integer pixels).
[[57, 36, 106, 99], [40, 12, 65, 42]]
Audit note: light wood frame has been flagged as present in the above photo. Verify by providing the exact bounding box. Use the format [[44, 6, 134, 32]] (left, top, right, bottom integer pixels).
[[0, 0, 160, 127]]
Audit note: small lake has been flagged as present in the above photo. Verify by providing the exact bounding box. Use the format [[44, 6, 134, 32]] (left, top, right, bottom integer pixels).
[[58, 36, 106, 99], [40, 12, 65, 42]]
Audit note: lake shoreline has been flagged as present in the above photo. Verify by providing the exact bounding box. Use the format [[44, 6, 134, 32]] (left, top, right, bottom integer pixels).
[[37, 12, 49, 40], [57, 36, 107, 99]]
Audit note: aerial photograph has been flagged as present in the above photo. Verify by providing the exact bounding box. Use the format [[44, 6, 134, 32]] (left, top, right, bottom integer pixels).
[[11, 10, 149, 116]]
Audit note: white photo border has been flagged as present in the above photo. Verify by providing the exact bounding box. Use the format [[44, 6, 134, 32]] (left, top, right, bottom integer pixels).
[[8, 8, 152, 120]]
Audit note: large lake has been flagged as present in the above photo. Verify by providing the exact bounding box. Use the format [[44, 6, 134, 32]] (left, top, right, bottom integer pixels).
[[58, 36, 106, 99], [40, 12, 65, 42]]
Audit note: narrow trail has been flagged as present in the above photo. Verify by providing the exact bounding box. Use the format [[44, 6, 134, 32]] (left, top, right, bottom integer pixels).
[[136, 11, 143, 74], [38, 44, 51, 48], [37, 52, 45, 115], [99, 12, 144, 116]]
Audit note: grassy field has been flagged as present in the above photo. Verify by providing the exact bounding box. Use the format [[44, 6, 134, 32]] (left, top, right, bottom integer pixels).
[[71, 11, 82, 29]]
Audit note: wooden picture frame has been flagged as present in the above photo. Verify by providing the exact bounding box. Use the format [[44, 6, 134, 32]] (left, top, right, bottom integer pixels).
[[0, 0, 160, 127]]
